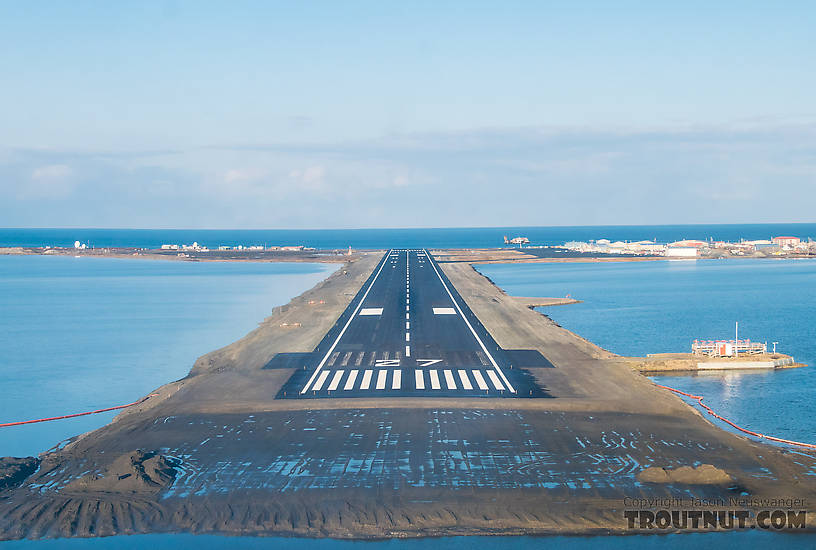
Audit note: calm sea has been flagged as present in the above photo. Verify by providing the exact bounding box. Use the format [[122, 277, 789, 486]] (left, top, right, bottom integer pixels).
[[2, 236, 815, 547], [477, 258, 816, 445], [2, 224, 816, 250], [0, 256, 335, 457]]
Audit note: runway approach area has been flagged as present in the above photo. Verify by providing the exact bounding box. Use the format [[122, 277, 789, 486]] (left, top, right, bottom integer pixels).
[[278, 249, 547, 399]]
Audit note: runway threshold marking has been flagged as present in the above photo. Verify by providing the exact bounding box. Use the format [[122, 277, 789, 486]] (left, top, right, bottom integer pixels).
[[344, 370, 359, 390], [376, 370, 388, 390], [301, 251, 390, 394], [360, 370, 372, 389], [415, 370, 425, 389], [327, 370, 344, 391], [425, 249, 516, 393], [472, 370, 489, 390], [458, 369, 473, 390]]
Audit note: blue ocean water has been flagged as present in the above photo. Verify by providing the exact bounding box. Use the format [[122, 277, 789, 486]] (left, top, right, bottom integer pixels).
[[0, 256, 335, 457], [477, 258, 816, 445], [1, 224, 815, 250]]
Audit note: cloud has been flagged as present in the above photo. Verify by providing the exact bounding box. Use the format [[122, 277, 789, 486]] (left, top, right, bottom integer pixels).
[[289, 165, 325, 188], [15, 164, 76, 199], [2, 120, 815, 227], [31, 164, 72, 181]]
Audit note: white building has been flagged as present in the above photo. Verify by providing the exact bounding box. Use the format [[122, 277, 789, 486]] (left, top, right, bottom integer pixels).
[[665, 247, 698, 258]]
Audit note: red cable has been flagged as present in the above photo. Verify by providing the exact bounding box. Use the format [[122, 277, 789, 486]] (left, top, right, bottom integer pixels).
[[0, 394, 158, 428], [654, 383, 816, 449]]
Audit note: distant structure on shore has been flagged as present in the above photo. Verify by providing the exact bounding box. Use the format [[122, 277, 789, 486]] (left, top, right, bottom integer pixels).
[[159, 242, 313, 253], [503, 235, 530, 245], [560, 235, 814, 258]]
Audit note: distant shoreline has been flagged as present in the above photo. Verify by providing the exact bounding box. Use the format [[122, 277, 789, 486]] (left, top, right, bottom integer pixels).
[[4, 246, 816, 265]]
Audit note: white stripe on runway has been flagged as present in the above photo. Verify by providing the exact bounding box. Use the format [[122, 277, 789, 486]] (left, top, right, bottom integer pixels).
[[406, 312, 409, 320], [376, 370, 387, 390], [405, 333, 410, 342], [415, 369, 425, 389], [392, 370, 402, 389], [487, 370, 505, 390], [429, 369, 441, 390], [312, 370, 331, 391], [344, 370, 358, 390], [405, 345, 411, 357], [472, 370, 489, 390], [360, 369, 372, 389], [443, 370, 456, 389], [327, 370, 344, 391], [458, 369, 473, 390], [406, 321, 410, 329]]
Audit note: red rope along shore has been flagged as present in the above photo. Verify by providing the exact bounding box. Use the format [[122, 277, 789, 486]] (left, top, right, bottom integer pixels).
[[0, 394, 157, 428], [654, 383, 816, 450]]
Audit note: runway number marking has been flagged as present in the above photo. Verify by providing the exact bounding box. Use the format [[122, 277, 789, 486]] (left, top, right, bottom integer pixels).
[[375, 359, 400, 367], [416, 359, 442, 367]]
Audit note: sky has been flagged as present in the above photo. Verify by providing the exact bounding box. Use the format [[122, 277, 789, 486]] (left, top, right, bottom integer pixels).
[[1, 1, 815, 229]]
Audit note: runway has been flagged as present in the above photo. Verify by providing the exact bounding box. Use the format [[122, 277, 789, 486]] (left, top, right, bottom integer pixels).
[[279, 249, 546, 399]]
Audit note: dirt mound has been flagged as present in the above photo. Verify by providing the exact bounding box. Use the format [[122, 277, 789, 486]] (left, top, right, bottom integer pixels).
[[637, 464, 733, 485], [65, 450, 176, 494]]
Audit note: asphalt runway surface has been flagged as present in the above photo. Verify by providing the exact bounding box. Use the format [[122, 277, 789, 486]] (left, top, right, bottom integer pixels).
[[279, 249, 547, 399]]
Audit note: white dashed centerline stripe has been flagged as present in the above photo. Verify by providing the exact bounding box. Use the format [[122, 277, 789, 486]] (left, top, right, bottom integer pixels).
[[405, 345, 411, 357], [301, 250, 391, 393], [405, 333, 410, 342], [424, 248, 516, 393]]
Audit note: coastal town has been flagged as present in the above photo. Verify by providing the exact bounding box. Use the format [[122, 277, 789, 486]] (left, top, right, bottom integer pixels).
[[551, 235, 815, 257]]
